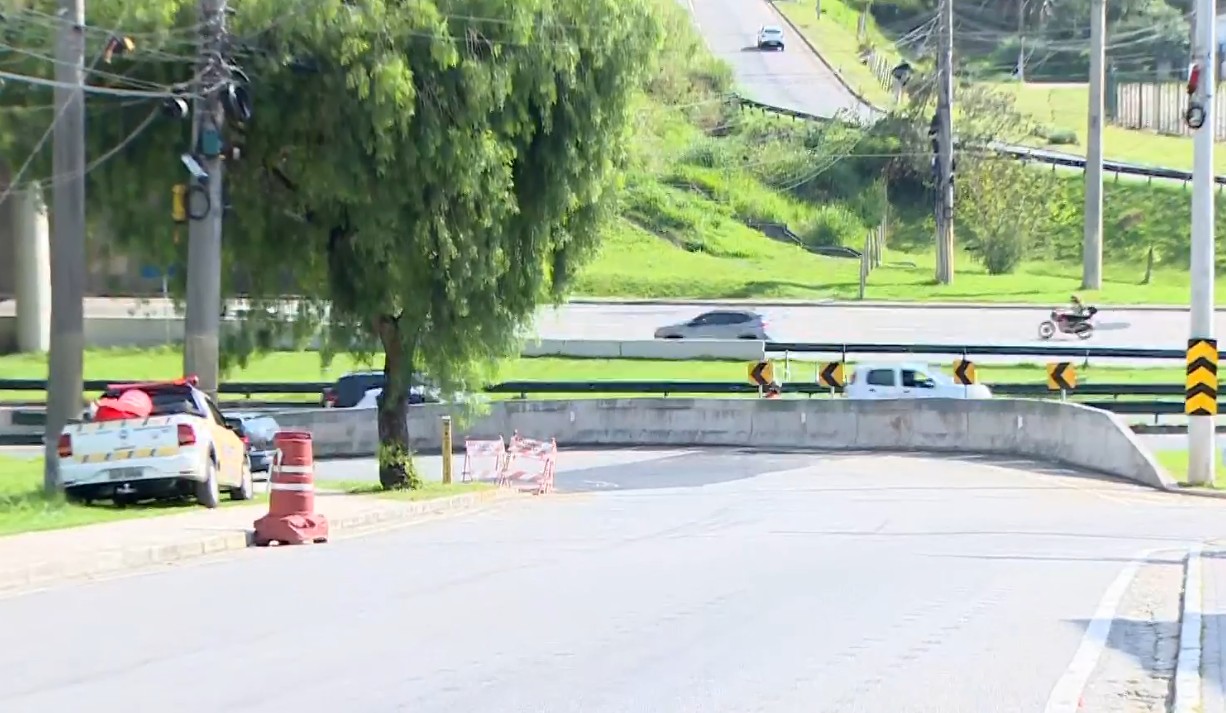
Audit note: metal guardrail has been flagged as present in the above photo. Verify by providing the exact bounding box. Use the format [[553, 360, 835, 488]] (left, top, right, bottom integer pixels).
[[0, 342, 1188, 399], [734, 95, 1226, 185], [0, 379, 1187, 422], [765, 342, 1184, 359], [0, 379, 1187, 398]]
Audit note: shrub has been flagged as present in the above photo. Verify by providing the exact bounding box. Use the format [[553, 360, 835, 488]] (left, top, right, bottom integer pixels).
[[796, 204, 866, 248]]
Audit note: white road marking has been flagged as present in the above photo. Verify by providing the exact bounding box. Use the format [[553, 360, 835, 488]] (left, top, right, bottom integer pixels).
[[1173, 542, 1205, 713], [1042, 546, 1171, 713]]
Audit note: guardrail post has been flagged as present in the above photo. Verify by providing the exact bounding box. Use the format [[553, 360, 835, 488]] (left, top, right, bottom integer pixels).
[[441, 415, 452, 485]]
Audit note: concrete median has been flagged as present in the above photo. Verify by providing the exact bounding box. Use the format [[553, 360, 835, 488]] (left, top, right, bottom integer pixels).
[[0, 311, 767, 359], [268, 398, 1172, 490]]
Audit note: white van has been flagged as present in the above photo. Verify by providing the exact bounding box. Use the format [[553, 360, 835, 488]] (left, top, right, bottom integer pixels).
[[844, 361, 993, 400]]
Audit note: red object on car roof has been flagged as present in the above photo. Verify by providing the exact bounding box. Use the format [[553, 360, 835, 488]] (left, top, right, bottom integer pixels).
[[94, 388, 154, 421], [104, 375, 199, 392]]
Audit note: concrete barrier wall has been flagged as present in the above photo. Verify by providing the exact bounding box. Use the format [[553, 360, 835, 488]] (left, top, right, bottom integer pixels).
[[0, 314, 763, 360], [519, 339, 764, 360], [267, 398, 1173, 490]]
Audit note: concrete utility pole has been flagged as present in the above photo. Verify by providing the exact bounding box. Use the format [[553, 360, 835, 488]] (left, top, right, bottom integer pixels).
[[1082, 0, 1105, 291], [13, 188, 51, 352], [1016, 0, 1025, 82], [43, 0, 87, 493], [1187, 0, 1217, 486], [934, 0, 955, 284], [183, 0, 228, 400]]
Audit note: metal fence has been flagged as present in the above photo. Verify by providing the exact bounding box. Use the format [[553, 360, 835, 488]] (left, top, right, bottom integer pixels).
[[0, 342, 1194, 417]]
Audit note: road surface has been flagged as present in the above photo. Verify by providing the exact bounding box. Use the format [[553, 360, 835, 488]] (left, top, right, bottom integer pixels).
[[16, 296, 1210, 358], [0, 449, 1216, 712], [687, 0, 875, 123]]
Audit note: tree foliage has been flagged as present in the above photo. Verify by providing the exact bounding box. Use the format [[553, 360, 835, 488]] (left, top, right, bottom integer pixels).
[[0, 0, 662, 488]]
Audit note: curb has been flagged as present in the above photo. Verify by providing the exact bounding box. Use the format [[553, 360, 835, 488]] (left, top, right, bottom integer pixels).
[[765, 0, 886, 114], [567, 297, 1205, 312], [0, 488, 518, 595]]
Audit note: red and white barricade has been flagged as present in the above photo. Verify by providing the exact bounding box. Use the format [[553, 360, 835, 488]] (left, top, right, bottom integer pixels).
[[503, 431, 557, 495], [461, 436, 507, 484]]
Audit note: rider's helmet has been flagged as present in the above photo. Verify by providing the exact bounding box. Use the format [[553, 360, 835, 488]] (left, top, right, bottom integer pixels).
[[1070, 294, 1082, 306]]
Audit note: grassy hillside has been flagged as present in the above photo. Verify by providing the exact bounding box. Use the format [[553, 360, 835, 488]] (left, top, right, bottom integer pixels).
[[774, 0, 1217, 171], [568, 0, 1226, 304]]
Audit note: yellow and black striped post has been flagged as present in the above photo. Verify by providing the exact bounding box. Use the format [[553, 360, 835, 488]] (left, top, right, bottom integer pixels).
[[1186, 338, 1219, 416]]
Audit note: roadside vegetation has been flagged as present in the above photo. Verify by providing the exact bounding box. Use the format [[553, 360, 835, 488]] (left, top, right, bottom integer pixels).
[[0, 348, 1191, 404], [560, 0, 1226, 304], [771, 0, 1217, 171], [1153, 450, 1226, 489], [329, 480, 494, 500]]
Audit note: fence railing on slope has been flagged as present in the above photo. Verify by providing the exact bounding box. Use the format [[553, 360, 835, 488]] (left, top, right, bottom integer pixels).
[[1111, 82, 1226, 141]]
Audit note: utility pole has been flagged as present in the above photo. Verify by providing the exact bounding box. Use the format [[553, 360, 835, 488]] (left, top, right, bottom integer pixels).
[[1016, 0, 1025, 82], [1187, 0, 1217, 486], [934, 0, 954, 284], [43, 0, 87, 493], [1082, 0, 1105, 291], [183, 0, 228, 400]]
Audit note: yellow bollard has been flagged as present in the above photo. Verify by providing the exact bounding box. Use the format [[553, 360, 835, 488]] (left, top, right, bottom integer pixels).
[[441, 415, 453, 484]]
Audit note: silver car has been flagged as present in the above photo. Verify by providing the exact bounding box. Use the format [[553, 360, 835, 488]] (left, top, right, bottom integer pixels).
[[756, 26, 785, 51], [653, 310, 772, 340]]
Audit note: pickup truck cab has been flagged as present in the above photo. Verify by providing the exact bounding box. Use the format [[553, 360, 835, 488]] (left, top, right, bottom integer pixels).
[[845, 361, 993, 400], [58, 377, 254, 508]]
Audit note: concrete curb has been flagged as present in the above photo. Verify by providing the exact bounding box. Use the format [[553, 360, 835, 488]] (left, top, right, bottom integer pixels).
[[764, 0, 886, 114], [320, 488, 519, 536], [0, 488, 518, 595], [565, 297, 1204, 311]]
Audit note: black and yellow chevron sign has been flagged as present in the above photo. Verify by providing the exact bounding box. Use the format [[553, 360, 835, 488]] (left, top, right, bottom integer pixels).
[[953, 359, 976, 385], [1046, 362, 1076, 391], [1185, 338, 1219, 416], [818, 362, 845, 389]]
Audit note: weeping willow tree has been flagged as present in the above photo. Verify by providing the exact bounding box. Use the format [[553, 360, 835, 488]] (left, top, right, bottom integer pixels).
[[0, 0, 663, 488]]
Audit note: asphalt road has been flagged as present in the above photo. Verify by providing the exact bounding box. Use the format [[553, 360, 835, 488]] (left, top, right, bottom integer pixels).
[[533, 302, 1210, 367], [0, 450, 1218, 712], [688, 0, 875, 123], [23, 296, 1216, 357]]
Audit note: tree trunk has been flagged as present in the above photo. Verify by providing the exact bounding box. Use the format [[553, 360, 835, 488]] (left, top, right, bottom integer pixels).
[[375, 316, 420, 490]]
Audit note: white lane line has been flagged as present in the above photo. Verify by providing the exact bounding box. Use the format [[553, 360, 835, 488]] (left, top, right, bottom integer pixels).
[[1174, 542, 1205, 713], [1042, 546, 1169, 713]]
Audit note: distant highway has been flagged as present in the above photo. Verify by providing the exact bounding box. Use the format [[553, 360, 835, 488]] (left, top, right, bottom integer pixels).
[[1, 297, 1216, 367], [0, 449, 1214, 711]]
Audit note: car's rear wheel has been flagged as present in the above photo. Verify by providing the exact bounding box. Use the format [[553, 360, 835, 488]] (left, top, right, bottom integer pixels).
[[196, 457, 221, 509], [230, 457, 254, 501]]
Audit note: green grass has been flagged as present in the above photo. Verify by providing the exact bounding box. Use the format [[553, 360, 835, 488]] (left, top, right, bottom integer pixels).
[[990, 82, 1221, 174], [774, 0, 1212, 171], [0, 455, 267, 537], [1153, 449, 1226, 489], [0, 350, 1190, 404], [326, 480, 495, 500]]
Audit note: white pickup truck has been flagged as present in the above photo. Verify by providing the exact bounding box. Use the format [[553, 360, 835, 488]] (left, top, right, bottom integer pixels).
[[58, 378, 253, 508], [844, 361, 993, 400]]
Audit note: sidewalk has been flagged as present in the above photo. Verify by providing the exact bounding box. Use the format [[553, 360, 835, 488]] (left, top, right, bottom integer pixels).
[[1197, 549, 1226, 713], [0, 489, 514, 594]]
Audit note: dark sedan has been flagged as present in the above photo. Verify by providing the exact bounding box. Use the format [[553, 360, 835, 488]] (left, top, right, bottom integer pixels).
[[223, 413, 281, 476]]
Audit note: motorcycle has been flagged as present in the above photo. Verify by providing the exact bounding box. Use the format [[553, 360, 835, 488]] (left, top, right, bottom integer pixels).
[[1038, 306, 1098, 340]]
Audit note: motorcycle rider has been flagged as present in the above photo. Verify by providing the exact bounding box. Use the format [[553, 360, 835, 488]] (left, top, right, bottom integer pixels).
[[1068, 294, 1087, 317]]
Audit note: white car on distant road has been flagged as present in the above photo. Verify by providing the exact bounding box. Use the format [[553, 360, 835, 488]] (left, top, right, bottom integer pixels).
[[844, 362, 993, 400], [757, 25, 785, 50]]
